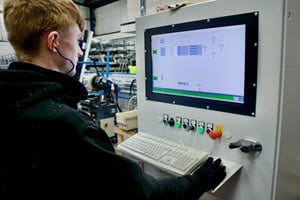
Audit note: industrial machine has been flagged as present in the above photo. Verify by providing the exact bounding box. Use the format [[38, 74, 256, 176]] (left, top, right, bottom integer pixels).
[[129, 0, 300, 199], [79, 73, 120, 138]]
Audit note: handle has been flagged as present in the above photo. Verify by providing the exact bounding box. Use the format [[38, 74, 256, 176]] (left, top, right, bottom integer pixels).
[[229, 139, 262, 153]]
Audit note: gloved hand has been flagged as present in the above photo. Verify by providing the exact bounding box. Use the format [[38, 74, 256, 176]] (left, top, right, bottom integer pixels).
[[191, 157, 226, 192]]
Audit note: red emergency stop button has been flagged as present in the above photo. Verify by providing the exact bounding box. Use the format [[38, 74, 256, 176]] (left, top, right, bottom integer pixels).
[[208, 129, 222, 140]]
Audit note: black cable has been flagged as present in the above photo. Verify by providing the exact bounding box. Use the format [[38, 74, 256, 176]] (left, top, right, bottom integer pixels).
[[113, 89, 122, 112], [129, 79, 136, 96], [92, 59, 101, 76]]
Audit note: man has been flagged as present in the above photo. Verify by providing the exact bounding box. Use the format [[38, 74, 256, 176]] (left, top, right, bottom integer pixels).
[[0, 0, 226, 199]]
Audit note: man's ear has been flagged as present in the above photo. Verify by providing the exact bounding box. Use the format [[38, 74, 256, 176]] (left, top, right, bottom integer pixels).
[[47, 31, 59, 52]]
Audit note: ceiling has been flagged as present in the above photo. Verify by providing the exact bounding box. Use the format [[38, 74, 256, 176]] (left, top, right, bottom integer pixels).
[[73, 0, 119, 8]]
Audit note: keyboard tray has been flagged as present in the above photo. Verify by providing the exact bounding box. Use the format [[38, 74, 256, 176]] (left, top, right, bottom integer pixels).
[[117, 132, 243, 192]]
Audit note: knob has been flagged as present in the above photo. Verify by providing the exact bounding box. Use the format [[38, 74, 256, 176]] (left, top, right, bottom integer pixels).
[[183, 123, 188, 129], [188, 125, 195, 131], [168, 118, 175, 127]]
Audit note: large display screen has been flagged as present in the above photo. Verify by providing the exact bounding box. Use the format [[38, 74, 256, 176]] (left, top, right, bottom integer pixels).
[[144, 12, 258, 116]]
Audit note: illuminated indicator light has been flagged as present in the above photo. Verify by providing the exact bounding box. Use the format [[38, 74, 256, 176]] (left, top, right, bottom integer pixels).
[[206, 128, 212, 134], [175, 121, 181, 128], [163, 114, 169, 125], [197, 126, 204, 134]]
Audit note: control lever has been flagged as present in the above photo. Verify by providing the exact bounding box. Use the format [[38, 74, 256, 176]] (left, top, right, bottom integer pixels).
[[229, 139, 262, 153]]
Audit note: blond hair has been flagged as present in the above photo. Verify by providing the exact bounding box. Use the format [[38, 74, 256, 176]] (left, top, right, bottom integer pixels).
[[3, 0, 85, 60]]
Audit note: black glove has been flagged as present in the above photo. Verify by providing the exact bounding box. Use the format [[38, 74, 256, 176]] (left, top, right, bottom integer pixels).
[[191, 157, 226, 192]]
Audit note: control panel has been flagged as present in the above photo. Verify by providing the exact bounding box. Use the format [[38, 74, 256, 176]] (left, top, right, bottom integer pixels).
[[162, 114, 222, 139], [135, 0, 300, 200]]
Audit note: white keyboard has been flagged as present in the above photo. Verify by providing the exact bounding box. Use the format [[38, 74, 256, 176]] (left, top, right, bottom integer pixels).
[[117, 132, 209, 176]]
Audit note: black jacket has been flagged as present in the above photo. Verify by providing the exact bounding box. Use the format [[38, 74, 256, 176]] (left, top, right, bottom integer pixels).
[[0, 62, 203, 199]]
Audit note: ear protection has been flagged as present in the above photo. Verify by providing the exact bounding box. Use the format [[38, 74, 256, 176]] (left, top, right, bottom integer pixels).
[[53, 41, 58, 48], [52, 39, 75, 75], [52, 40, 59, 53]]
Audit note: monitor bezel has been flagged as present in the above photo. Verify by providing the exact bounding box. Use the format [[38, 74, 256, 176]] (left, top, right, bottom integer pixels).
[[144, 12, 258, 116]]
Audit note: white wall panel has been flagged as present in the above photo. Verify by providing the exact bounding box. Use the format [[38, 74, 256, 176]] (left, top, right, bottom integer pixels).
[[94, 1, 127, 35]]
